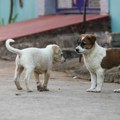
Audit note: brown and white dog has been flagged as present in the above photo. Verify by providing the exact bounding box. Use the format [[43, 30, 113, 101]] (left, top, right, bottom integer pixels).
[[75, 34, 120, 93], [6, 39, 65, 92]]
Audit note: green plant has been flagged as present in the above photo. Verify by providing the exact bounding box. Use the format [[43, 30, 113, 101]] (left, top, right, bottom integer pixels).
[[12, 13, 18, 23], [0, 18, 5, 25], [0, 13, 18, 25], [9, 13, 18, 23]]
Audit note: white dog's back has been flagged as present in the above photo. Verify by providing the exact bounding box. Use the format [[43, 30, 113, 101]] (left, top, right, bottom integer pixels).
[[6, 39, 53, 70]]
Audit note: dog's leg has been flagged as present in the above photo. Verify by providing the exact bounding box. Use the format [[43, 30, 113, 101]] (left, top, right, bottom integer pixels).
[[93, 71, 104, 93], [86, 72, 97, 92], [43, 71, 50, 91], [34, 72, 43, 91], [24, 69, 33, 92], [14, 65, 24, 90], [114, 89, 120, 93]]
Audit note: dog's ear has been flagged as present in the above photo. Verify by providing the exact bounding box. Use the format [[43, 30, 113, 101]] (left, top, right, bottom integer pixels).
[[52, 45, 60, 54], [88, 34, 96, 44], [89, 34, 96, 41]]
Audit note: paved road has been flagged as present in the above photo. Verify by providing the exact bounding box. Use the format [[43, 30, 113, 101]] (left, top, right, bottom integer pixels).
[[0, 60, 120, 120]]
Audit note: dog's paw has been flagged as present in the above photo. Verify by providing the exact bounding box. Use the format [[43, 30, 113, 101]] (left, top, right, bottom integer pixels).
[[92, 88, 101, 93], [42, 87, 49, 91], [86, 88, 95, 92], [86, 88, 101, 93], [17, 87, 23, 90], [37, 86, 49, 92], [37, 85, 44, 92], [114, 89, 120, 93]]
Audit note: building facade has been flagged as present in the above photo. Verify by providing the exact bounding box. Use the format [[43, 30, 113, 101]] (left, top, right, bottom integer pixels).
[[0, 0, 107, 25], [1, 0, 120, 33]]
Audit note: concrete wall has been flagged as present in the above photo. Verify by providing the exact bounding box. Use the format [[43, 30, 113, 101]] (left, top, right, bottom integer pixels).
[[111, 33, 120, 47], [109, 0, 120, 32], [0, 16, 110, 60]]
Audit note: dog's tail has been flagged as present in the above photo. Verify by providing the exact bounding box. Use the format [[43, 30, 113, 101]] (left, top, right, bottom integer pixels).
[[5, 39, 21, 55]]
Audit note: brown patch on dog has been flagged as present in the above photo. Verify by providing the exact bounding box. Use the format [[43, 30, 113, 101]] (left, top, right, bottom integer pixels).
[[82, 39, 94, 49], [79, 34, 96, 42], [101, 48, 120, 69], [77, 34, 96, 49]]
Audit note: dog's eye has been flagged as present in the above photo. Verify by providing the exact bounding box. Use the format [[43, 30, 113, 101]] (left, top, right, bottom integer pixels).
[[81, 42, 86, 48], [61, 53, 63, 56]]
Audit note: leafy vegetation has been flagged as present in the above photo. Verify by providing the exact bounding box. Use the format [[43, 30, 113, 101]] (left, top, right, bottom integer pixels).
[[0, 13, 18, 25], [0, 18, 5, 25], [9, 13, 18, 24]]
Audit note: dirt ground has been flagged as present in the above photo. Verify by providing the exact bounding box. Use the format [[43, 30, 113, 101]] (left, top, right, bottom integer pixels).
[[0, 60, 120, 120]]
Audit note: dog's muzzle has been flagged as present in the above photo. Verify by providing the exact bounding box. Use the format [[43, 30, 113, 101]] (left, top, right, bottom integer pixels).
[[61, 56, 66, 63], [75, 48, 79, 53], [75, 47, 81, 54], [75, 46, 84, 54]]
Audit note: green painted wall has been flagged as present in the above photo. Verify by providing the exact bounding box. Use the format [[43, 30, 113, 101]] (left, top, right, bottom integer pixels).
[[109, 0, 120, 32], [0, 0, 37, 24]]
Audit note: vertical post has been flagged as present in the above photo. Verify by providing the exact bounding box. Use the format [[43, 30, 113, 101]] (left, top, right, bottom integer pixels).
[[79, 0, 88, 62], [8, 0, 13, 23], [80, 0, 88, 34]]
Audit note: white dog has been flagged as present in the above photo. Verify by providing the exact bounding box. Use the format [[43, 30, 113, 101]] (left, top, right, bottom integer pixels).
[[75, 34, 120, 93], [6, 39, 65, 92]]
